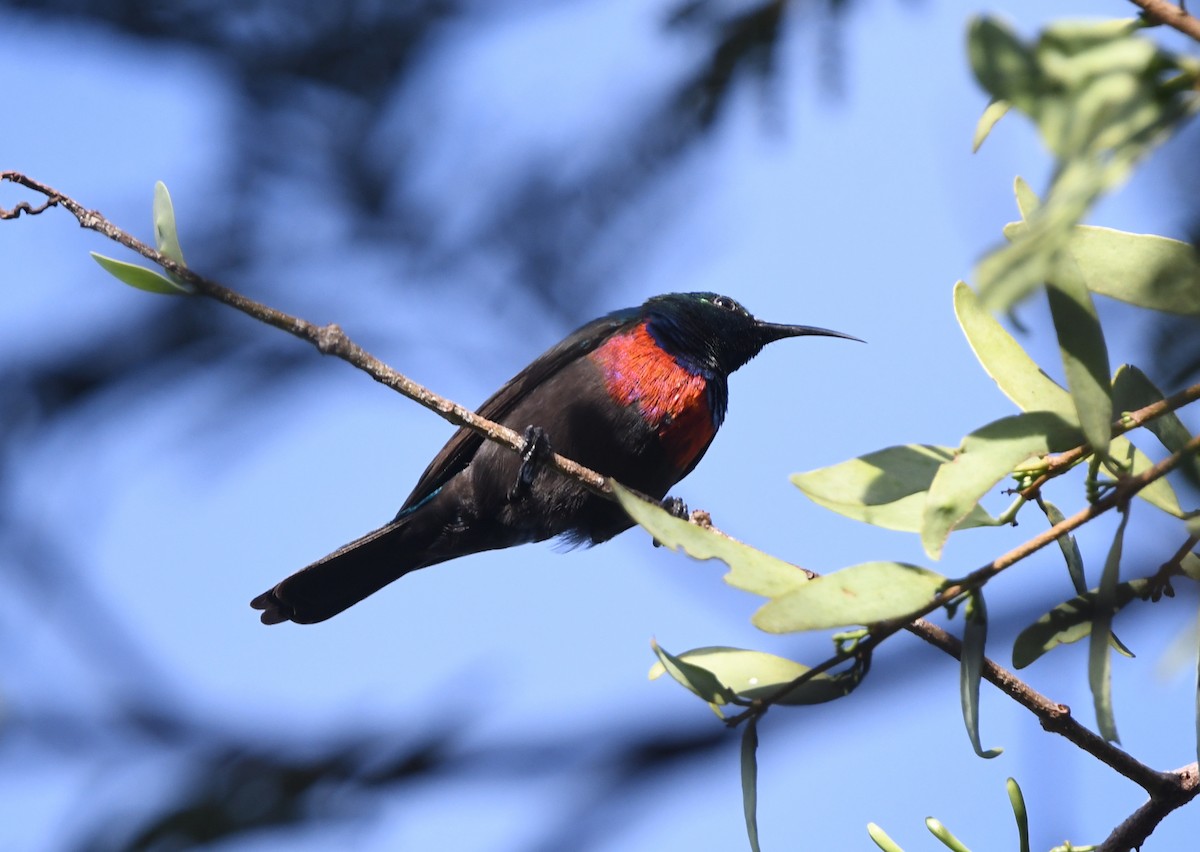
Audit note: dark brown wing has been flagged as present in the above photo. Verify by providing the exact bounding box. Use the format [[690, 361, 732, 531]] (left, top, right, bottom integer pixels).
[[395, 308, 637, 516]]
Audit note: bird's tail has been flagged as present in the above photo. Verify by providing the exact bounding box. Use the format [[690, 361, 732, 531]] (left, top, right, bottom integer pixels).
[[251, 515, 432, 625]]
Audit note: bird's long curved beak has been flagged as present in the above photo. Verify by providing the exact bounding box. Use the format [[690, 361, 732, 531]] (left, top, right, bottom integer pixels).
[[755, 321, 864, 345]]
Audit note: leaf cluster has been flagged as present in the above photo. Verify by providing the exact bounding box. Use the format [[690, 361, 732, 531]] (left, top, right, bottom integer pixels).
[[613, 15, 1200, 851]]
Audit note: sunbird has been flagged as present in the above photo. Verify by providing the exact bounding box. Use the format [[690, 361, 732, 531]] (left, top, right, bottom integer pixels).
[[252, 292, 857, 624]]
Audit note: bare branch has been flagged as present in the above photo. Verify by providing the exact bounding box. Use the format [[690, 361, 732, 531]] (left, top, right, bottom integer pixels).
[[1128, 0, 1200, 42], [906, 619, 1176, 795], [1098, 763, 1200, 851], [0, 171, 610, 498]]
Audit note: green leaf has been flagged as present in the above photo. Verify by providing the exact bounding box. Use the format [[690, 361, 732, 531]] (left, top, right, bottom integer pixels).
[[1112, 365, 1200, 482], [922, 412, 1081, 559], [925, 818, 972, 852], [1013, 176, 1041, 220], [961, 592, 1003, 758], [1070, 225, 1200, 316], [1124, 440, 1183, 517], [741, 717, 760, 852], [970, 17, 1199, 312], [90, 252, 190, 295], [1039, 500, 1087, 594], [968, 16, 1040, 114], [954, 282, 1076, 420], [153, 181, 185, 266], [792, 445, 1000, 533], [648, 646, 864, 705], [614, 484, 810, 599], [1012, 578, 1149, 668], [973, 98, 1011, 152], [650, 641, 737, 707], [1045, 251, 1113, 457], [953, 283, 1180, 517], [753, 562, 946, 633], [1090, 510, 1130, 743], [867, 823, 906, 852], [1007, 778, 1030, 852]]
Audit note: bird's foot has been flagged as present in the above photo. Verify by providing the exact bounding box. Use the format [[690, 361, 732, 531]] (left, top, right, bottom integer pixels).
[[509, 425, 552, 501], [652, 496, 689, 547]]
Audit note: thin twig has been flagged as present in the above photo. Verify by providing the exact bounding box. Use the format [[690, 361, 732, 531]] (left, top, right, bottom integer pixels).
[[1129, 0, 1200, 41], [0, 171, 610, 498], [1018, 380, 1200, 500], [905, 619, 1173, 795]]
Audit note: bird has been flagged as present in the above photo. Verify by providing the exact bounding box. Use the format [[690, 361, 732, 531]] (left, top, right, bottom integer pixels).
[[251, 292, 858, 625]]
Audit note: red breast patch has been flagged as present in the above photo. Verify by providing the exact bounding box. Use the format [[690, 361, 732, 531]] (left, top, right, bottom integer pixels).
[[588, 323, 715, 469]]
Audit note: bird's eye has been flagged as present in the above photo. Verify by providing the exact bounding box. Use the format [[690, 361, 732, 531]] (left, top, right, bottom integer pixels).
[[712, 295, 739, 312]]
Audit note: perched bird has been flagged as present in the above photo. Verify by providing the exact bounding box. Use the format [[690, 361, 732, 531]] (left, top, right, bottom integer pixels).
[[252, 292, 858, 624]]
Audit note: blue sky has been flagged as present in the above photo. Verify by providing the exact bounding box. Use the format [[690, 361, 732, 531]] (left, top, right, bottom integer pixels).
[[3, 1, 1198, 849]]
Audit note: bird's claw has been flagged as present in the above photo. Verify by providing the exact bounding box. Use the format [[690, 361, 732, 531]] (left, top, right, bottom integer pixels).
[[509, 425, 552, 501], [652, 496, 689, 547]]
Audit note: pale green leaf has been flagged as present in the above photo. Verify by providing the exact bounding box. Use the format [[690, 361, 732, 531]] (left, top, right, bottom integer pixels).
[[1112, 365, 1200, 482], [925, 818, 972, 852], [1090, 510, 1129, 743], [614, 484, 810, 599], [952, 283, 1178, 516], [753, 562, 946, 633], [973, 98, 1011, 152], [650, 641, 736, 706], [90, 252, 190, 295], [741, 717, 760, 852], [922, 412, 1081, 559], [1012, 578, 1150, 668], [1071, 225, 1200, 315], [1013, 176, 1041, 221], [971, 16, 1199, 312], [1007, 778, 1030, 852], [867, 823, 906, 852], [961, 592, 1003, 758], [649, 647, 865, 706], [1045, 251, 1113, 456], [953, 282, 1076, 420], [792, 445, 1000, 533], [1124, 441, 1183, 517], [153, 181, 185, 266]]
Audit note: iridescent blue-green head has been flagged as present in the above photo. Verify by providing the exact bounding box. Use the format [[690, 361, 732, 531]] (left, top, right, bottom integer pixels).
[[640, 292, 861, 377]]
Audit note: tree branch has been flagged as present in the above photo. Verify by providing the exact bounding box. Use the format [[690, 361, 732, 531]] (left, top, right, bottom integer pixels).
[[1019, 379, 1200, 499], [0, 171, 610, 497], [1128, 0, 1200, 42], [1097, 762, 1200, 851], [906, 619, 1178, 796]]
